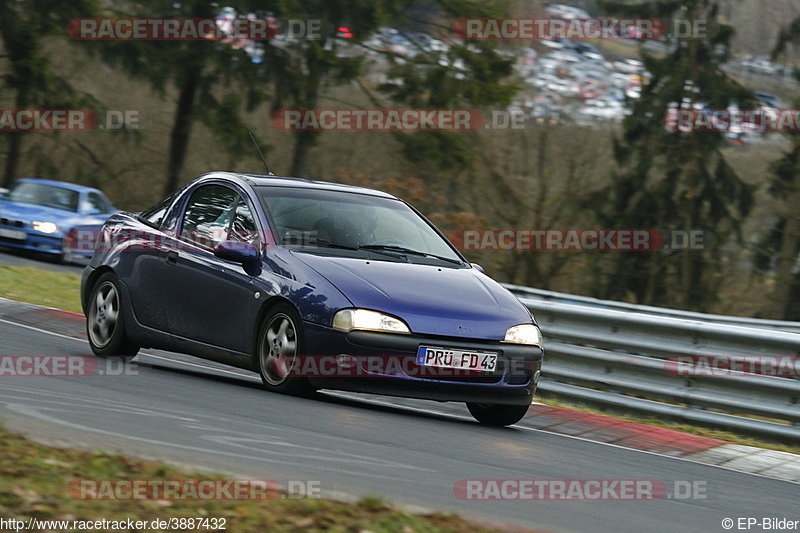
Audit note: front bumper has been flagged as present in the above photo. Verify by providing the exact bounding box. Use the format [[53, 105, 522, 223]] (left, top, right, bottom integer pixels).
[[0, 227, 64, 254], [304, 323, 543, 406]]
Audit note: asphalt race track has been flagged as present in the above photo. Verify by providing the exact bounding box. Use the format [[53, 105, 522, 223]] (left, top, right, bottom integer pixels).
[[0, 248, 84, 274], [0, 295, 797, 532]]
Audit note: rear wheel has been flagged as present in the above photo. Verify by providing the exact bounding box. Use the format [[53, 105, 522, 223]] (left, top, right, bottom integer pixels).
[[256, 304, 314, 396], [86, 273, 139, 358], [467, 402, 530, 426]]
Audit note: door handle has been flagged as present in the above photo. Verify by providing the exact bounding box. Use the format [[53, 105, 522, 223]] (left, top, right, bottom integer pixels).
[[166, 250, 178, 265]]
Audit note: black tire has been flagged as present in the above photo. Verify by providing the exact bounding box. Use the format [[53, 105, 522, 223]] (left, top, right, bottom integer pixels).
[[86, 272, 140, 358], [467, 402, 530, 426], [256, 303, 315, 396]]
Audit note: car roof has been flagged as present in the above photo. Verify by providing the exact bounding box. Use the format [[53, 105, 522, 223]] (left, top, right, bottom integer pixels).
[[221, 172, 399, 200], [16, 178, 101, 194]]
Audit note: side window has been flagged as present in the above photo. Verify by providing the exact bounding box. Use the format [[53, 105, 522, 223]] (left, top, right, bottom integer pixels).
[[139, 193, 175, 228], [181, 185, 238, 250], [86, 192, 110, 214], [229, 199, 261, 247]]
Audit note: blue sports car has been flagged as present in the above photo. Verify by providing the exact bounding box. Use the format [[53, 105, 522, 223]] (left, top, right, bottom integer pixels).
[[0, 178, 117, 262], [80, 172, 544, 426]]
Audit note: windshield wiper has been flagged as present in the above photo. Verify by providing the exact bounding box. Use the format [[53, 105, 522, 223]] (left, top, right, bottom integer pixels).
[[291, 240, 462, 265], [292, 238, 358, 251], [358, 244, 463, 265]]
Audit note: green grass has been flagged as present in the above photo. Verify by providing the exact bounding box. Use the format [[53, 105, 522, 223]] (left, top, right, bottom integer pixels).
[[0, 425, 519, 533], [0, 265, 82, 313], [538, 395, 800, 456]]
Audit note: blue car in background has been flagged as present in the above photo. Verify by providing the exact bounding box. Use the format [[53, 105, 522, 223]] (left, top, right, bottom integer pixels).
[[80, 172, 544, 426], [0, 178, 117, 263]]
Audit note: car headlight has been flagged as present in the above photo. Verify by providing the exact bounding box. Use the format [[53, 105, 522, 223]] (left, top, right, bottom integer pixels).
[[503, 324, 543, 346], [332, 309, 411, 334], [32, 221, 59, 234]]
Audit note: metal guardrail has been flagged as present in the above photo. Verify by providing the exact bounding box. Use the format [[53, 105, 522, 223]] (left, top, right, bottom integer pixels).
[[503, 283, 800, 334], [512, 295, 800, 441]]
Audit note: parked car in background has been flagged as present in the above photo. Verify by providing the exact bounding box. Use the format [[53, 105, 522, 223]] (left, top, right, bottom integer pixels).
[[740, 56, 779, 76], [754, 90, 786, 109], [0, 178, 117, 263]]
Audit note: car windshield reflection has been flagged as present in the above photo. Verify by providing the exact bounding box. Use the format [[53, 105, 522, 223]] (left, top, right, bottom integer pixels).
[[7, 182, 80, 212], [256, 186, 464, 266]]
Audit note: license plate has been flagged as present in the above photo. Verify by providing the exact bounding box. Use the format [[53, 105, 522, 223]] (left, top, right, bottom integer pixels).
[[0, 228, 26, 240], [416, 346, 498, 372]]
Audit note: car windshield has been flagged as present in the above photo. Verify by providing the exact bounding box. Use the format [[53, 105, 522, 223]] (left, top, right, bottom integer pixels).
[[7, 182, 80, 212], [256, 186, 463, 265]]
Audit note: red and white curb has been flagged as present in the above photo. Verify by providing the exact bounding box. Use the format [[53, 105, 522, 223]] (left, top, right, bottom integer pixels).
[[684, 445, 800, 482], [523, 404, 800, 483]]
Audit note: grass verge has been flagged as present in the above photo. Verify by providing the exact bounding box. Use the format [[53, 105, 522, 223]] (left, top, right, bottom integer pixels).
[[0, 425, 516, 533], [0, 265, 82, 313]]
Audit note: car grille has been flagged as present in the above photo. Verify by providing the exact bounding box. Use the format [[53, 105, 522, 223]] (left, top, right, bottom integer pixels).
[[0, 217, 25, 228]]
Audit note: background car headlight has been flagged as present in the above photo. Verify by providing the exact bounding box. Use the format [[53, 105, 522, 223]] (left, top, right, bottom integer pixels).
[[32, 221, 58, 234], [332, 309, 411, 334], [503, 324, 543, 346]]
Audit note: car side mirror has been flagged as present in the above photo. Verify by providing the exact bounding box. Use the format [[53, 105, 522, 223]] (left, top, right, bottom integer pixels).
[[0, 188, 8, 199], [214, 241, 260, 266], [471, 263, 484, 273]]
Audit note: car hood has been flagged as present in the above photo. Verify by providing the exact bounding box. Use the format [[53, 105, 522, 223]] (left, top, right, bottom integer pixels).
[[292, 252, 533, 339], [0, 200, 78, 223]]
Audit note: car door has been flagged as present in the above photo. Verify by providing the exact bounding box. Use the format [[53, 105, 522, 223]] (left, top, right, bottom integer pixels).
[[121, 193, 177, 333], [162, 183, 261, 353]]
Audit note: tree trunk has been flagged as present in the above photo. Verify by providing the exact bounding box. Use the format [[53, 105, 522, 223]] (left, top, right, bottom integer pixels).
[[290, 130, 319, 177], [3, 89, 28, 187], [1, 8, 27, 188], [164, 64, 201, 195], [2, 127, 23, 188], [289, 49, 323, 177], [773, 154, 800, 319], [774, 214, 800, 318]]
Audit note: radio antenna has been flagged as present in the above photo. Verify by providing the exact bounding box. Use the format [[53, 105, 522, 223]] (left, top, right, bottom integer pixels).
[[248, 130, 274, 175]]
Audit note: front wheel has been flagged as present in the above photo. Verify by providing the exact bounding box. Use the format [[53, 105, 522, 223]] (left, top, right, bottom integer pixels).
[[467, 402, 530, 426], [86, 273, 139, 358], [256, 304, 314, 396]]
